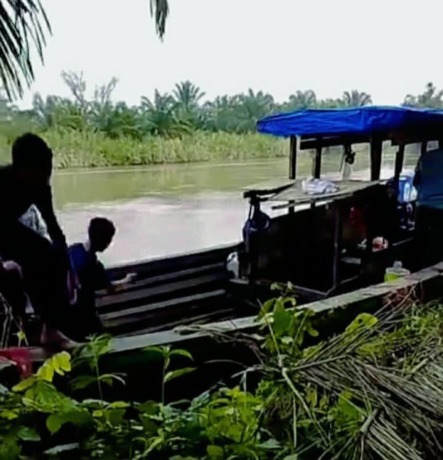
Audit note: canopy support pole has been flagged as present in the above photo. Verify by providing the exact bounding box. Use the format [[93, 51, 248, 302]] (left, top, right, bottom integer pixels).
[[312, 146, 322, 178], [370, 138, 382, 181], [288, 136, 297, 213], [332, 201, 343, 291], [394, 144, 405, 196], [289, 136, 297, 179], [421, 141, 428, 156], [394, 144, 405, 179]]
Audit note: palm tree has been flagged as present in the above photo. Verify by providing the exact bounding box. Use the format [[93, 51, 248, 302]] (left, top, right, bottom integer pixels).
[[91, 101, 143, 139], [31, 93, 87, 130], [172, 81, 206, 129], [140, 90, 191, 137], [287, 90, 317, 110], [173, 81, 205, 111], [203, 95, 240, 132], [235, 89, 275, 132], [0, 0, 169, 100], [403, 82, 443, 108], [418, 82, 441, 107], [317, 98, 344, 109], [341, 90, 372, 107], [141, 90, 175, 113]]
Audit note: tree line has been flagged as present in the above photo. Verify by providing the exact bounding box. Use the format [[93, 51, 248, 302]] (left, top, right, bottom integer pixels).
[[2, 73, 442, 140]]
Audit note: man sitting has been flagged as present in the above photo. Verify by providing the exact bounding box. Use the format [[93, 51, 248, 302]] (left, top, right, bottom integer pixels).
[[0, 133, 76, 347], [68, 217, 136, 340], [413, 148, 443, 267]]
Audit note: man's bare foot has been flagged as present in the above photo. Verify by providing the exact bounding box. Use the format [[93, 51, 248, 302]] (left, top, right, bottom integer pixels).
[[40, 324, 79, 350]]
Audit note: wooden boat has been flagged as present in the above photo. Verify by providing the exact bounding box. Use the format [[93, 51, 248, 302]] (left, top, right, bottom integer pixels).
[[37, 106, 443, 339]]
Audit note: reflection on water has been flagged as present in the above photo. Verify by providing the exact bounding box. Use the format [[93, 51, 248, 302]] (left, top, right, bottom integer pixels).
[[55, 149, 419, 266]]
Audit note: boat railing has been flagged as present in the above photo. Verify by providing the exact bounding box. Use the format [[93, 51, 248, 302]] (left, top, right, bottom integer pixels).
[[243, 182, 294, 202], [96, 243, 244, 336]]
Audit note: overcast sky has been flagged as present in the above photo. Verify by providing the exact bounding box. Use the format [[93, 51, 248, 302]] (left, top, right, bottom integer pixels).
[[18, 0, 443, 108]]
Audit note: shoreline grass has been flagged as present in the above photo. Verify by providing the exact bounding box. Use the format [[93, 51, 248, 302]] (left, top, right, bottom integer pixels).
[[0, 128, 288, 168]]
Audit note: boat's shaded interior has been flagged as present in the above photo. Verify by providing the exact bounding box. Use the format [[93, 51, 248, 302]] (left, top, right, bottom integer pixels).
[[238, 178, 419, 304]]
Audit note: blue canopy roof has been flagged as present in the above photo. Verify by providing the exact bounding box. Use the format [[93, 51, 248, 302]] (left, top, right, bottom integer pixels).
[[257, 106, 443, 138]]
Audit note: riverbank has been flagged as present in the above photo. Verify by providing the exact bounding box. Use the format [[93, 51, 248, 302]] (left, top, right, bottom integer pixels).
[[0, 129, 288, 168], [3, 297, 443, 458]]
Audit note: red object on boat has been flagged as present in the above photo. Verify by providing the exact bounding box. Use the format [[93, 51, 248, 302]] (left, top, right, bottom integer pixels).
[[349, 206, 367, 236], [0, 348, 32, 378]]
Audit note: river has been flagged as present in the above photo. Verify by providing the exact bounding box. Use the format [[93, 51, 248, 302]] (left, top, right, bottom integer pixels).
[[54, 148, 419, 266]]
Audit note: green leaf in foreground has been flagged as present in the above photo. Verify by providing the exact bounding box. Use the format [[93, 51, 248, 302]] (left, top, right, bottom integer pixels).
[[164, 367, 196, 383], [46, 410, 92, 434], [207, 444, 224, 459], [169, 349, 194, 361], [17, 426, 40, 442]]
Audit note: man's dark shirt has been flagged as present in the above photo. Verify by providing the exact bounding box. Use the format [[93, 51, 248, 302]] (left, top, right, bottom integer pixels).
[[0, 165, 67, 249], [414, 149, 443, 210], [68, 243, 110, 308]]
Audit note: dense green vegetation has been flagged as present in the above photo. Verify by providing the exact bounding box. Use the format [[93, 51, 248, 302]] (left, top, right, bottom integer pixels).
[[28, 74, 375, 137], [0, 129, 288, 168], [0, 76, 440, 167], [1, 294, 443, 459]]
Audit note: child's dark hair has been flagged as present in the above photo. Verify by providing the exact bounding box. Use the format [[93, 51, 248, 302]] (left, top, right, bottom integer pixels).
[[12, 133, 53, 174], [88, 217, 116, 245]]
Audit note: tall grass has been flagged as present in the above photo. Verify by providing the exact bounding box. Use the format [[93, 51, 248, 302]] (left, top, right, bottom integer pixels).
[[0, 128, 288, 168]]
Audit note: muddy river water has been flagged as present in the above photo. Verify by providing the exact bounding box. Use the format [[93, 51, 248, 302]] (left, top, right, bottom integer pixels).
[[54, 150, 419, 266]]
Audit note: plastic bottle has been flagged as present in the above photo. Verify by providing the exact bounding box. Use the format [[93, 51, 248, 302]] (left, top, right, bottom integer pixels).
[[342, 161, 352, 180], [402, 180, 411, 203], [384, 261, 410, 282], [227, 252, 239, 278]]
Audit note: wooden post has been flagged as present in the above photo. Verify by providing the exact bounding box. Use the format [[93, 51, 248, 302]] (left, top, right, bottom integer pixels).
[[370, 137, 382, 181], [332, 203, 343, 290], [288, 136, 297, 213], [289, 136, 297, 180], [312, 146, 322, 178], [393, 144, 405, 199], [394, 144, 405, 179]]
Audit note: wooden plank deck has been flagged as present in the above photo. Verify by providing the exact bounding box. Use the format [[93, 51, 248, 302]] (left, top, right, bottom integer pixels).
[[94, 243, 239, 335], [104, 243, 239, 278]]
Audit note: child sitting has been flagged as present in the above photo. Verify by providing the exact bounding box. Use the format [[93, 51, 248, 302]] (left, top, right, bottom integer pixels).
[[68, 217, 136, 340]]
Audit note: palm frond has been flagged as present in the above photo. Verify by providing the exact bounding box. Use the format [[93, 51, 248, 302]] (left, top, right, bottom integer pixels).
[[0, 0, 51, 99], [150, 0, 169, 39], [255, 298, 443, 458], [0, 0, 169, 101]]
